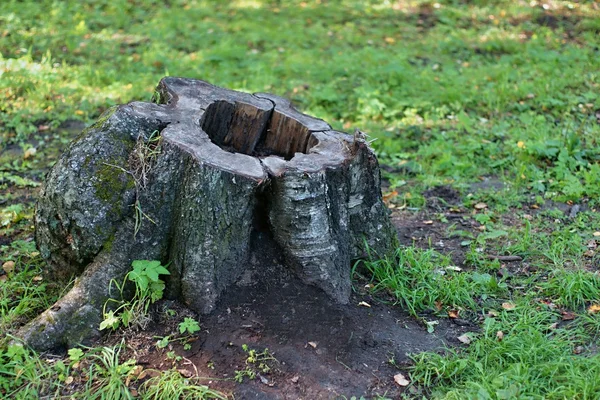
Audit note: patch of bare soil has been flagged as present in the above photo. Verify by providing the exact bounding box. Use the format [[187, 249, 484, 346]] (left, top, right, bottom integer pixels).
[[109, 229, 471, 399]]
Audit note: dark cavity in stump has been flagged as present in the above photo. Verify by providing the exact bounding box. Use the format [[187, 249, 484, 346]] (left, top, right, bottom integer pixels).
[[19, 77, 397, 351]]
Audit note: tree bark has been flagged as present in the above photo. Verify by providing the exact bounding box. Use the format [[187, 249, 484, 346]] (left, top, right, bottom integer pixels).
[[20, 77, 397, 351]]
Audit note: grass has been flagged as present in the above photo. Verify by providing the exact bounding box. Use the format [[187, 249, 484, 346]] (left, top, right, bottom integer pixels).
[[1, 0, 600, 398]]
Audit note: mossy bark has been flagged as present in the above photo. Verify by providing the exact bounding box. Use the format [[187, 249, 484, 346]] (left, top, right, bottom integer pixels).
[[20, 77, 397, 351]]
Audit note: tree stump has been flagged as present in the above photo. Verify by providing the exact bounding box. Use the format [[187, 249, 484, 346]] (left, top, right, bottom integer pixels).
[[19, 77, 397, 351]]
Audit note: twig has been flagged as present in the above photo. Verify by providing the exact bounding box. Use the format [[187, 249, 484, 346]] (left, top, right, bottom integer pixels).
[[486, 255, 522, 262]]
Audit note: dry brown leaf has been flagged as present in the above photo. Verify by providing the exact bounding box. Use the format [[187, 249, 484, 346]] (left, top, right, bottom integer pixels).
[[33, 275, 43, 282], [394, 373, 410, 387], [474, 202, 487, 210], [23, 147, 37, 159], [584, 250, 595, 257], [457, 334, 472, 344], [2, 261, 15, 274], [382, 190, 398, 204], [501, 302, 516, 311], [434, 301, 443, 311], [131, 365, 143, 378], [561, 311, 576, 321], [448, 309, 459, 319], [588, 304, 600, 314], [0, 275, 7, 282], [178, 369, 194, 378]]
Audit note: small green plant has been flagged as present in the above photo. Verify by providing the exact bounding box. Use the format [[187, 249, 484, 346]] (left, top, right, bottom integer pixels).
[[234, 344, 278, 383], [179, 317, 201, 335], [100, 260, 170, 331], [67, 348, 84, 363], [139, 368, 226, 399], [79, 342, 138, 400]]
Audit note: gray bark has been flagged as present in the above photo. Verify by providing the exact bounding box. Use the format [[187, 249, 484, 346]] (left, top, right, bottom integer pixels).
[[20, 77, 397, 351]]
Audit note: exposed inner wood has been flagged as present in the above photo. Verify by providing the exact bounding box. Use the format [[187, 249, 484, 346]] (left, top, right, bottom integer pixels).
[[201, 100, 317, 160]]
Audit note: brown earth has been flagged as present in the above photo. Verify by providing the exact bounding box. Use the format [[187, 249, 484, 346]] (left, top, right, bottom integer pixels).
[[99, 197, 477, 400]]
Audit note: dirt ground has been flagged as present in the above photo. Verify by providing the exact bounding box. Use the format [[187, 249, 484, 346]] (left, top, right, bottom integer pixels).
[[102, 199, 476, 400]]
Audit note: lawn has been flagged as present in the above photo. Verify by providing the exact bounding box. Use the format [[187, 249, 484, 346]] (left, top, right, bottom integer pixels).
[[1, 0, 600, 398]]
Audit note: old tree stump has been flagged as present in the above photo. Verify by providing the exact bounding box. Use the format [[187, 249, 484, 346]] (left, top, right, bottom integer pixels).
[[19, 78, 397, 351]]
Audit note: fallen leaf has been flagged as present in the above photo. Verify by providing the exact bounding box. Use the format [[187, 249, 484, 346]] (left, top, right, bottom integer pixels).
[[130, 389, 138, 397], [2, 261, 15, 273], [308, 341, 318, 348], [382, 190, 398, 204], [358, 301, 371, 308], [457, 334, 472, 344], [23, 147, 37, 159], [448, 309, 459, 319], [588, 304, 600, 314], [393, 373, 410, 387], [131, 365, 143, 377], [0, 275, 7, 282], [178, 369, 193, 378], [65, 376, 74, 385], [434, 301, 443, 311], [502, 302, 516, 311], [496, 331, 504, 341], [561, 311, 576, 321], [530, 204, 539, 209], [474, 202, 487, 210], [33, 275, 43, 282]]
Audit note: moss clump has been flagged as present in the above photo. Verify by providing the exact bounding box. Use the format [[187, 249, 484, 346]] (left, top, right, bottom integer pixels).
[[91, 106, 119, 130], [93, 160, 136, 219]]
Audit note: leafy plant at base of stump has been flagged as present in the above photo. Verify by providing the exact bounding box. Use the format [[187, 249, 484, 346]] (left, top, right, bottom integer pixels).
[[100, 260, 170, 331]]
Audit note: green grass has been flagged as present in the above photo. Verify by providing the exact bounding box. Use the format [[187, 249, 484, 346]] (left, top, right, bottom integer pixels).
[[358, 247, 508, 316], [410, 304, 600, 399], [1, 0, 600, 398]]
